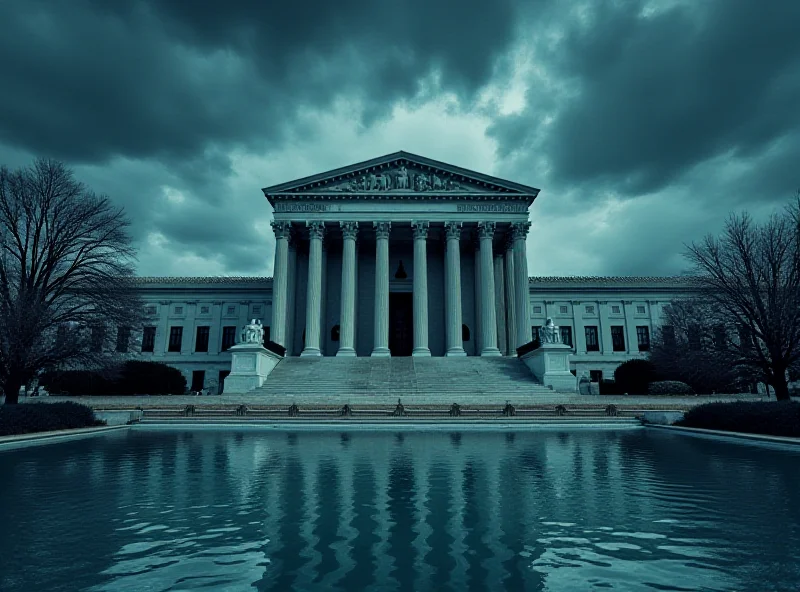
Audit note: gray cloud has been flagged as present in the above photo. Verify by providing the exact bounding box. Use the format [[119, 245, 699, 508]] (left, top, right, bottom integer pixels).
[[0, 0, 798, 278]]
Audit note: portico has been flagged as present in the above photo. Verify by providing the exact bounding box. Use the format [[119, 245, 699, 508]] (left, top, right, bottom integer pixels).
[[263, 151, 539, 358]]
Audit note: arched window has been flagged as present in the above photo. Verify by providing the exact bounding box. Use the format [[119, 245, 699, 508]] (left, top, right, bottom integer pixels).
[[462, 324, 471, 341], [331, 324, 340, 342]]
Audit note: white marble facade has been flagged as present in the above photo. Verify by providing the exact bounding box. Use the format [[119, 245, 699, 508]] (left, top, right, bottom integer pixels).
[[130, 152, 697, 391]]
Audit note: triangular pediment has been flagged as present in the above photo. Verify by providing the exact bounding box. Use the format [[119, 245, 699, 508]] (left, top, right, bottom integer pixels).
[[262, 151, 540, 200]]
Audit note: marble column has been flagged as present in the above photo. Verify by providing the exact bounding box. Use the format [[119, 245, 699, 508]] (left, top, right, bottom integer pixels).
[[372, 222, 391, 357], [478, 221, 501, 356], [473, 238, 483, 354], [511, 222, 531, 349], [270, 221, 291, 347], [301, 222, 325, 357], [504, 236, 517, 355], [337, 222, 358, 356], [412, 221, 431, 357], [285, 233, 297, 355], [494, 252, 507, 355], [444, 222, 466, 356]]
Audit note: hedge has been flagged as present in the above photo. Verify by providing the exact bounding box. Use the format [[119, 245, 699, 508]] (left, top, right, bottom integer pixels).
[[648, 380, 694, 396], [676, 401, 800, 437], [41, 361, 187, 396], [614, 359, 659, 395], [0, 402, 104, 436]]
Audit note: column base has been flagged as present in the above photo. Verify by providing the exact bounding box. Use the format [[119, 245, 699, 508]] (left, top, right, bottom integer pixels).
[[300, 347, 322, 357], [412, 347, 431, 357], [480, 347, 502, 357], [446, 348, 467, 357], [371, 347, 391, 357], [336, 347, 357, 357]]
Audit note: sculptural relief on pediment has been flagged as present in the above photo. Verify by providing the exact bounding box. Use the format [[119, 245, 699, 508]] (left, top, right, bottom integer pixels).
[[307, 164, 486, 193]]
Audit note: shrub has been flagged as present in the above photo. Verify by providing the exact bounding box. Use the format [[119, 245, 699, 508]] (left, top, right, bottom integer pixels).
[[676, 401, 800, 437], [648, 380, 695, 396], [0, 402, 104, 436], [599, 379, 624, 395], [41, 361, 186, 396], [614, 359, 659, 395]]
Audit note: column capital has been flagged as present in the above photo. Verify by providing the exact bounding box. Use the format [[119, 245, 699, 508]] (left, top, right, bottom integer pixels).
[[510, 222, 531, 240], [307, 221, 325, 240], [271, 221, 292, 239], [477, 221, 496, 240], [444, 221, 462, 241], [373, 221, 391, 240], [340, 221, 359, 240], [411, 221, 430, 239]]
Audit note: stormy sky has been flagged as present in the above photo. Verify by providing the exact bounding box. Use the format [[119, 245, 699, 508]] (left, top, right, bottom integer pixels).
[[1, 0, 798, 278]]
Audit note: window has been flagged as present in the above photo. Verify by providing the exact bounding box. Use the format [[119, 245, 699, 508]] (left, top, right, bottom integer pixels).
[[174, 306, 184, 315], [737, 324, 753, 350], [636, 305, 646, 314], [226, 305, 236, 316], [221, 326, 237, 351], [200, 305, 210, 314], [195, 326, 210, 352], [145, 305, 156, 316], [688, 331, 702, 351], [611, 326, 625, 351], [191, 370, 205, 393], [611, 305, 621, 314], [590, 370, 603, 383], [533, 306, 542, 314], [560, 305, 568, 314], [662, 325, 676, 348], [90, 325, 105, 353], [560, 326, 572, 346], [253, 305, 262, 315], [141, 327, 156, 352], [713, 325, 726, 348], [585, 305, 595, 314], [462, 324, 471, 341], [116, 327, 130, 353], [585, 326, 599, 351], [168, 327, 183, 352], [636, 326, 650, 352]]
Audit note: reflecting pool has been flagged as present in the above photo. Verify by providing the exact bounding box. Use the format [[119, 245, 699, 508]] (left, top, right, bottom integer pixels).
[[1, 428, 799, 591]]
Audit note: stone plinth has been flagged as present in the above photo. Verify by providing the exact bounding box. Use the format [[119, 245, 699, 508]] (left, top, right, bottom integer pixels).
[[520, 343, 577, 392], [223, 344, 283, 394]]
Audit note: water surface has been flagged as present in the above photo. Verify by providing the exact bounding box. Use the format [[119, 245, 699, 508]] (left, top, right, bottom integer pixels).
[[1, 428, 798, 591]]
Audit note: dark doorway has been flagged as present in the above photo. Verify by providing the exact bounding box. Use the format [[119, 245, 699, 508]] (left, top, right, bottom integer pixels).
[[389, 292, 413, 356], [218, 370, 230, 395], [191, 370, 205, 392]]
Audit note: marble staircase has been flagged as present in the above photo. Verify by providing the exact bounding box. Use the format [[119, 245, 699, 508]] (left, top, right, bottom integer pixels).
[[251, 356, 555, 400]]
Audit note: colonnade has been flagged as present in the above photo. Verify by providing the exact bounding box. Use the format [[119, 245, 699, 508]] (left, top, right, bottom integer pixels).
[[270, 221, 531, 357]]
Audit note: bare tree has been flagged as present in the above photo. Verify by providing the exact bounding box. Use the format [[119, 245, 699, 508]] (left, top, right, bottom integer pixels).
[[649, 299, 749, 394], [682, 192, 800, 400], [0, 159, 142, 404]]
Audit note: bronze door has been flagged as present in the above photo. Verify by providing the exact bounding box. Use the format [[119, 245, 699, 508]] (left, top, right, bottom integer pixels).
[[389, 292, 413, 356]]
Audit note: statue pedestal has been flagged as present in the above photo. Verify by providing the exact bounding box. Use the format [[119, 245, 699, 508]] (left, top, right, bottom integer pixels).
[[520, 343, 577, 392], [223, 344, 283, 395]]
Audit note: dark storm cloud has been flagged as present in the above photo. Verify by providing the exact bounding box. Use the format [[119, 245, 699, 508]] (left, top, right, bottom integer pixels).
[[0, 0, 522, 165], [493, 0, 800, 199]]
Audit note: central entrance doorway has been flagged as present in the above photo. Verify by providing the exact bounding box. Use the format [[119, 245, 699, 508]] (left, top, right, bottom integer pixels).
[[389, 292, 413, 356]]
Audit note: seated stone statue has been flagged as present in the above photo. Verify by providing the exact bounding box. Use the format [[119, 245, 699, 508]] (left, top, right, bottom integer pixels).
[[241, 318, 265, 345], [538, 318, 561, 344]]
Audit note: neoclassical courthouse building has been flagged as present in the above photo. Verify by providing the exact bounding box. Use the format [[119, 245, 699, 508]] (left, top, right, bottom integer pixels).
[[135, 152, 692, 393]]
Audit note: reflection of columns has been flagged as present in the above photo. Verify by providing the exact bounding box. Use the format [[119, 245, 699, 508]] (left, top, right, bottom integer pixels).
[[511, 222, 531, 348], [473, 238, 482, 354], [270, 221, 291, 347], [494, 253, 507, 355], [412, 221, 431, 357], [478, 222, 501, 356], [444, 222, 466, 356], [338, 222, 358, 356], [372, 222, 391, 357], [504, 236, 517, 355], [301, 222, 325, 357]]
